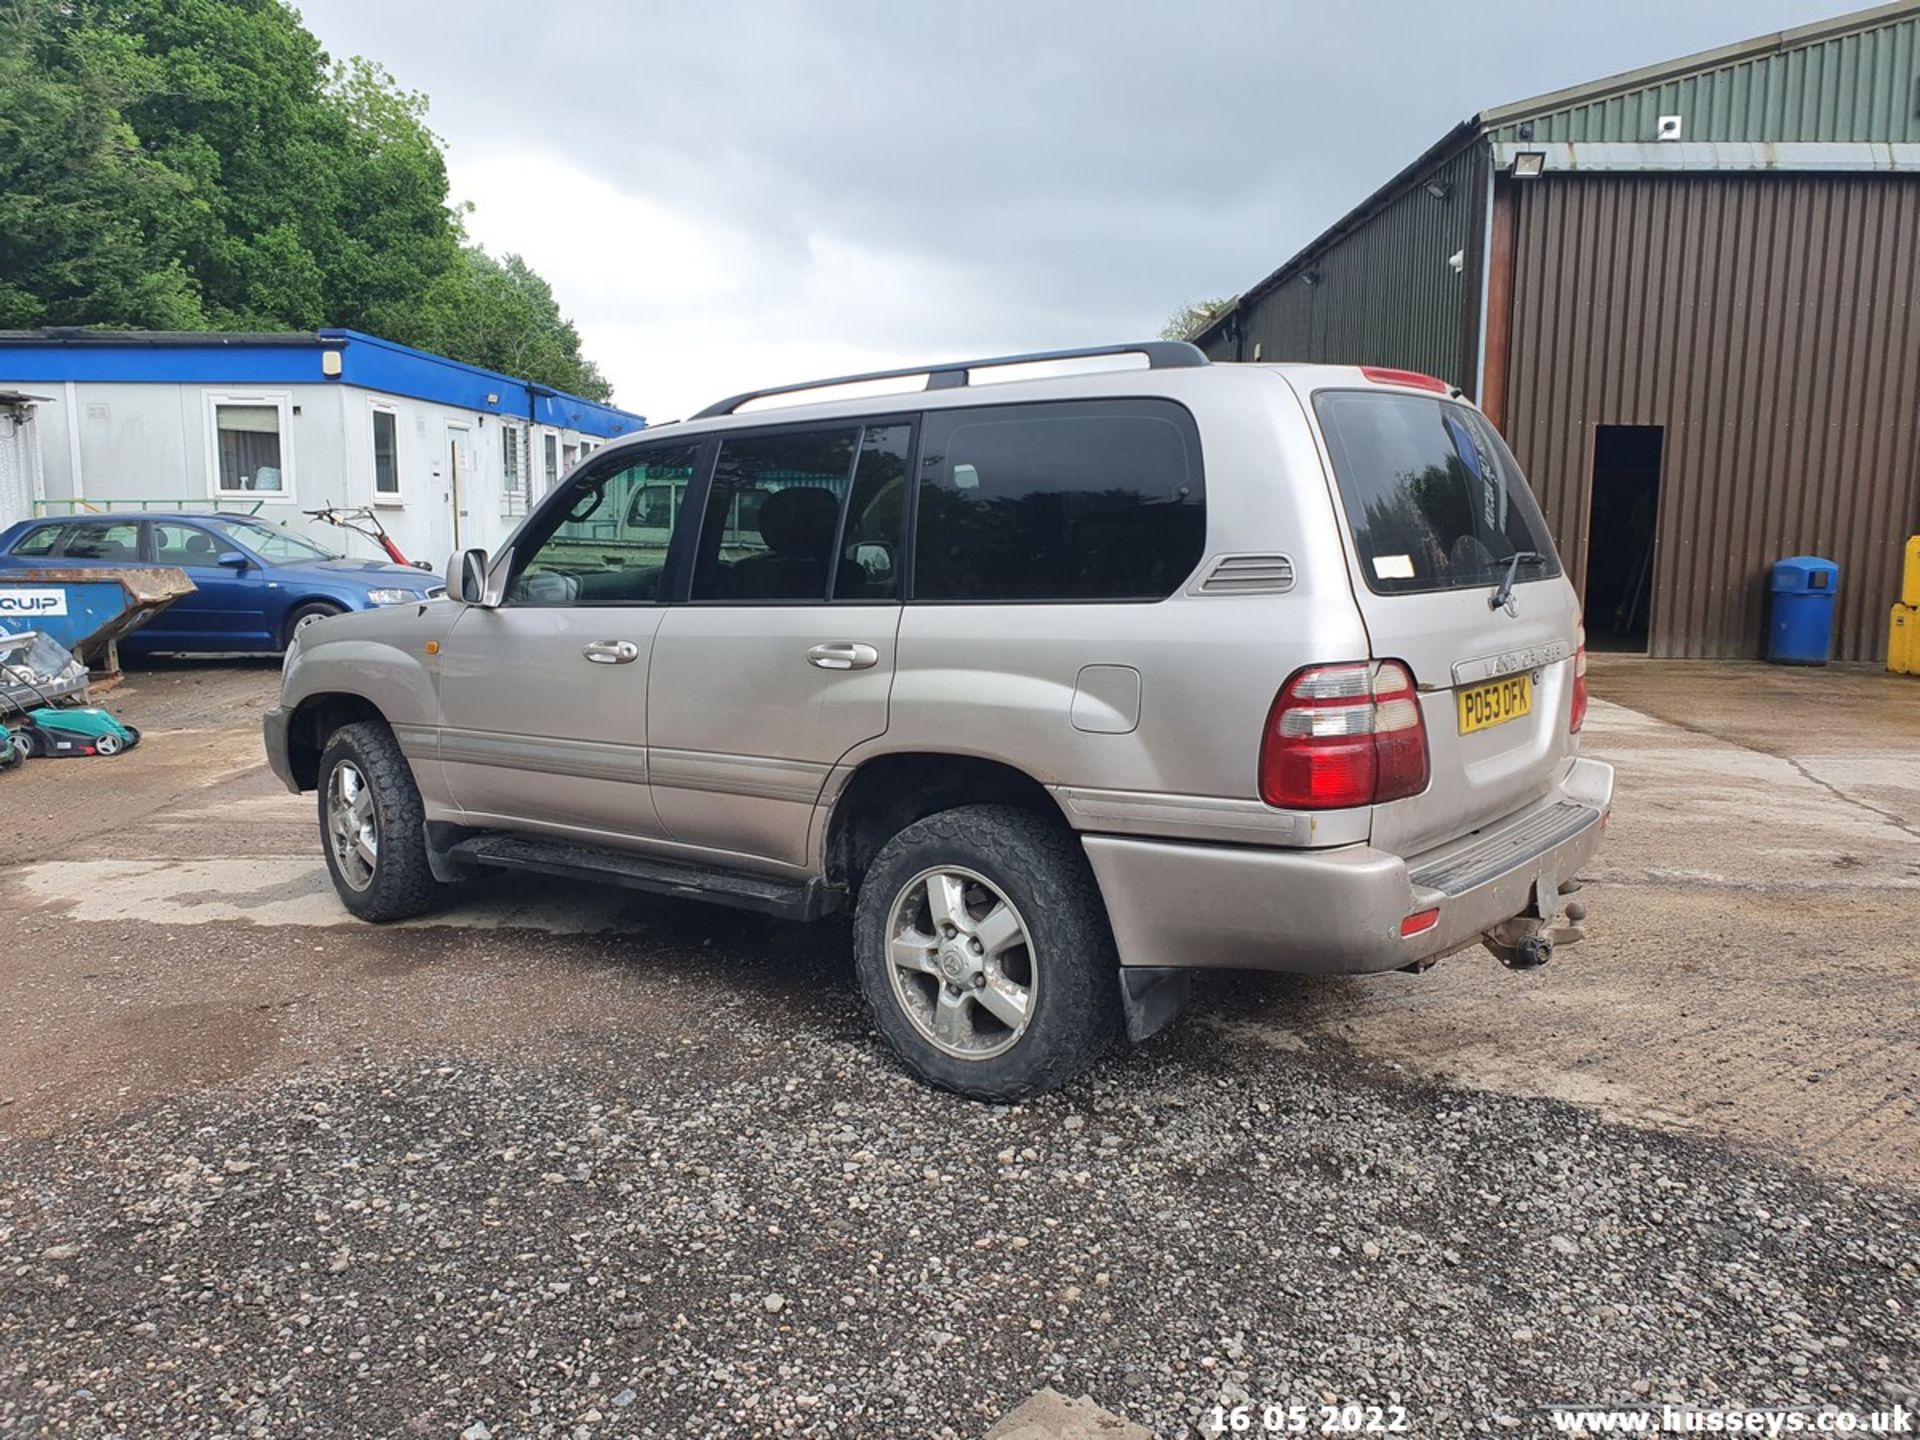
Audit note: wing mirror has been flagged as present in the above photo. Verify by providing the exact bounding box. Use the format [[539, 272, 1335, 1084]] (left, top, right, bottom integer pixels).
[[216, 550, 250, 570], [447, 547, 507, 607]]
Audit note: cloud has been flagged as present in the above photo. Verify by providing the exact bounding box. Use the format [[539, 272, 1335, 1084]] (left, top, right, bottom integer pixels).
[[301, 0, 1839, 416]]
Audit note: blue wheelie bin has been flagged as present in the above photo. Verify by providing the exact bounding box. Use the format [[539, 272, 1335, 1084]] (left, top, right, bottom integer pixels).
[[1768, 556, 1839, 665]]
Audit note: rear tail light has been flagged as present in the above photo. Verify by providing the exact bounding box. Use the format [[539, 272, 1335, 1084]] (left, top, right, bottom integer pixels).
[[1570, 626, 1589, 734], [1259, 660, 1431, 810]]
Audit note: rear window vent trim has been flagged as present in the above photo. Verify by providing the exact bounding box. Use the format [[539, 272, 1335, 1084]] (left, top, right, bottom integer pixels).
[[1193, 552, 1296, 595]]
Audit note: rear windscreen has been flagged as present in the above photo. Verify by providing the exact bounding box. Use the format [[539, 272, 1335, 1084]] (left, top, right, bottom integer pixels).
[[1313, 390, 1561, 595]]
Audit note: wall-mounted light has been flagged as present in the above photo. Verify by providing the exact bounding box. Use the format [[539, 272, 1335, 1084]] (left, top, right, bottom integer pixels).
[[1423, 178, 1453, 201], [1300, 268, 1322, 288], [1510, 151, 1546, 180]]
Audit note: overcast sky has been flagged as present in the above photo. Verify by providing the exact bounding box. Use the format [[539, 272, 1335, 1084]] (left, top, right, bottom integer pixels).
[[300, 0, 1839, 419]]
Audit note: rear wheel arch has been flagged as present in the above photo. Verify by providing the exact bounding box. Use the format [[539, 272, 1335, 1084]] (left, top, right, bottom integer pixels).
[[823, 751, 1072, 899]]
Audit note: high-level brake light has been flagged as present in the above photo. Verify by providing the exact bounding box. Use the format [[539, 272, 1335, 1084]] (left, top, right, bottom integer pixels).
[[1360, 366, 1450, 393]]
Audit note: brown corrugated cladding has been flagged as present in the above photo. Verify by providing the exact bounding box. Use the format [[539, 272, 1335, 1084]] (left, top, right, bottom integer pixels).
[[1502, 171, 1920, 660], [1201, 143, 1486, 390]]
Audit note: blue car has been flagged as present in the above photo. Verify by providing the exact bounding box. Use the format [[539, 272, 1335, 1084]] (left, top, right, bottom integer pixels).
[[0, 512, 444, 654]]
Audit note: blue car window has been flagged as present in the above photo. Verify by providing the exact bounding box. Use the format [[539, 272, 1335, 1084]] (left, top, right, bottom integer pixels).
[[61, 522, 140, 561], [9, 524, 66, 557], [152, 523, 220, 565]]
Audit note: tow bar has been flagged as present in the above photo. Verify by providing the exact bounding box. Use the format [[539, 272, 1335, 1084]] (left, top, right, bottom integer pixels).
[[1482, 880, 1589, 969]]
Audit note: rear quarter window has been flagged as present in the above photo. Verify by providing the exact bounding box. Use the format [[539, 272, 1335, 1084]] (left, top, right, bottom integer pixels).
[[8, 524, 65, 556], [913, 398, 1204, 602], [1313, 390, 1560, 595]]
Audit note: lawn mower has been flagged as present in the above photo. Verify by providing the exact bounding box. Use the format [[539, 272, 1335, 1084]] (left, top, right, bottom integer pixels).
[[1, 628, 139, 760], [304, 505, 434, 569], [6, 705, 141, 759]]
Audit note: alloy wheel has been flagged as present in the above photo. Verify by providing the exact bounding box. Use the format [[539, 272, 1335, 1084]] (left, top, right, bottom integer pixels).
[[885, 866, 1037, 1060], [326, 759, 379, 892]]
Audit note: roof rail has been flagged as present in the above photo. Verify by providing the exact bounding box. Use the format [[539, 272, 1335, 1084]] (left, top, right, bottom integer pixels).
[[690, 340, 1208, 420]]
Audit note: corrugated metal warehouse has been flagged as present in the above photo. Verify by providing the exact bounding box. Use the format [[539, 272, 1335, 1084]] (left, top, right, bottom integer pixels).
[[1196, 1, 1920, 660]]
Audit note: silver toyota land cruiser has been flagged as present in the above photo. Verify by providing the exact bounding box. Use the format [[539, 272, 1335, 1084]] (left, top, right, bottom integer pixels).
[[265, 342, 1612, 1100]]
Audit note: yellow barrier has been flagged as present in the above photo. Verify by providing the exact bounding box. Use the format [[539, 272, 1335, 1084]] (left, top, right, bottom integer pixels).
[[1905, 535, 1920, 609], [1893, 604, 1917, 676]]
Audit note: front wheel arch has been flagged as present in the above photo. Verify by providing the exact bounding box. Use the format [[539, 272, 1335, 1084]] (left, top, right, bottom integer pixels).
[[285, 691, 387, 790], [281, 600, 347, 649]]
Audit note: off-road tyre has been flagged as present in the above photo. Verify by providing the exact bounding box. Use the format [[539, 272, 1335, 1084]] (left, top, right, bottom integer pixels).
[[317, 719, 440, 922], [852, 803, 1122, 1101]]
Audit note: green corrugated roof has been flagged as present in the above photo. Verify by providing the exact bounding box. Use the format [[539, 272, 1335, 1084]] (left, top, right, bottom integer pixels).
[[1483, 0, 1920, 144], [1195, 0, 1920, 349]]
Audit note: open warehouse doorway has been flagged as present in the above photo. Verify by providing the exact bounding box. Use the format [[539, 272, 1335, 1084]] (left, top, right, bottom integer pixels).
[[1584, 425, 1662, 653]]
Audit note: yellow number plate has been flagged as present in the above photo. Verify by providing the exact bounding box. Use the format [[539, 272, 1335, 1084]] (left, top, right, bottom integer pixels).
[[1457, 674, 1533, 734]]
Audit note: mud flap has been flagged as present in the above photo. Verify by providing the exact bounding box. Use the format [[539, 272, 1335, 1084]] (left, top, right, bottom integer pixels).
[[1118, 966, 1191, 1043]]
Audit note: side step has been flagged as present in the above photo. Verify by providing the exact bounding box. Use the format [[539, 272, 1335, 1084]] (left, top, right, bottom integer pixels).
[[446, 833, 842, 921]]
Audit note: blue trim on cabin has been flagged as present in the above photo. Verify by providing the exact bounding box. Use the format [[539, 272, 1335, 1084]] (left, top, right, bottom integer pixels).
[[0, 329, 644, 439], [0, 337, 336, 386]]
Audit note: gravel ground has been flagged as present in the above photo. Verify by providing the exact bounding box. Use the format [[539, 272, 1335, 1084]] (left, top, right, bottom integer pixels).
[[4, 661, 1918, 1438], [3, 965, 1917, 1439]]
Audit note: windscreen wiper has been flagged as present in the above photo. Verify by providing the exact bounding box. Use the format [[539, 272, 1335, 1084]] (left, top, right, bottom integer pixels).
[[1489, 551, 1546, 612]]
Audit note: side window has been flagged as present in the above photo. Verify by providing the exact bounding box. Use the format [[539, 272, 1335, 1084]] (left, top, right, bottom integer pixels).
[[690, 426, 860, 602], [506, 443, 702, 606], [61, 522, 142, 562], [151, 523, 220, 566], [372, 408, 400, 499], [9, 524, 66, 557], [209, 397, 289, 495], [833, 424, 911, 600], [912, 399, 1205, 602]]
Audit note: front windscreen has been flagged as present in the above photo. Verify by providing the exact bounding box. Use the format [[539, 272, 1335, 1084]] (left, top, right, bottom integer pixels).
[[208, 519, 338, 563]]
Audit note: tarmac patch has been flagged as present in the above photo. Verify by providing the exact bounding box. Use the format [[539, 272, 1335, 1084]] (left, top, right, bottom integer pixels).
[[9, 857, 641, 932]]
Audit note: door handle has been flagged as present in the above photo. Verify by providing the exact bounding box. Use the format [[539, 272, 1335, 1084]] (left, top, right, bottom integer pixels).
[[806, 641, 879, 671], [582, 639, 640, 665]]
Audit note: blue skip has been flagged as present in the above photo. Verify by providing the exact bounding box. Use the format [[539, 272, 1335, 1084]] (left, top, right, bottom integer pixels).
[[0, 566, 195, 667]]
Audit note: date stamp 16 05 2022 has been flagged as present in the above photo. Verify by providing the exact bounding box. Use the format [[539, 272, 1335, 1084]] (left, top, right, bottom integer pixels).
[[1205, 1402, 1411, 1435]]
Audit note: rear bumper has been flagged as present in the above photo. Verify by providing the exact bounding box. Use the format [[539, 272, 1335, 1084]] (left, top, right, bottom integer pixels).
[[1083, 757, 1613, 975]]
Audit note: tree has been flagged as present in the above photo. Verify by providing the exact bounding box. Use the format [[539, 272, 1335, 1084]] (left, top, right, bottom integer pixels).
[[0, 4, 206, 328], [1160, 297, 1232, 342], [415, 248, 612, 402], [0, 0, 613, 400]]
